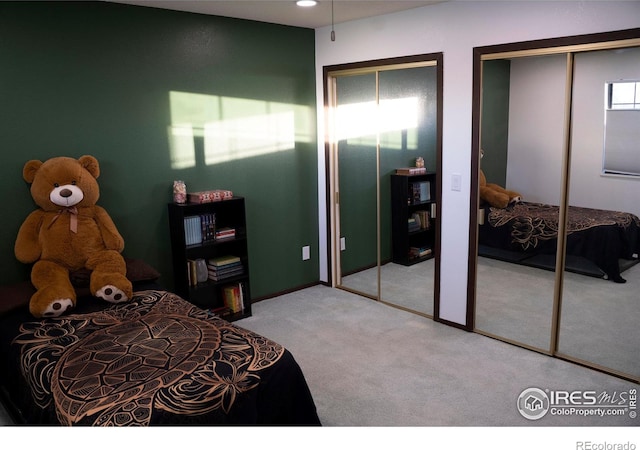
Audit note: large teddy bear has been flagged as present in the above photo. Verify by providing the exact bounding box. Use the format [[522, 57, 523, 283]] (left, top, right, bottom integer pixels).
[[15, 155, 132, 318], [479, 149, 523, 209]]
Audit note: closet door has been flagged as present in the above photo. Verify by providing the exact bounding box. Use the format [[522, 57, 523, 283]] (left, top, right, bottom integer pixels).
[[472, 30, 640, 382], [474, 53, 567, 353], [557, 46, 640, 381], [327, 55, 442, 314]]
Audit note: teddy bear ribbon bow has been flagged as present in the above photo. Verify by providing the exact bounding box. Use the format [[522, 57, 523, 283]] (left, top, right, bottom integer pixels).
[[49, 207, 78, 233]]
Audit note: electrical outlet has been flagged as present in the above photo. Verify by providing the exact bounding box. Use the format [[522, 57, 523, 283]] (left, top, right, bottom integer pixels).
[[302, 245, 310, 260], [340, 237, 346, 251]]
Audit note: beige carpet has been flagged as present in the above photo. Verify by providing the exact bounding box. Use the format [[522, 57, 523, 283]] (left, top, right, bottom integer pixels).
[[236, 285, 638, 427]]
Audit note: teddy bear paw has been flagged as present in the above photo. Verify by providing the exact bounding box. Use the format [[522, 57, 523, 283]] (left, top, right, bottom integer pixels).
[[96, 285, 129, 304], [42, 298, 75, 318]]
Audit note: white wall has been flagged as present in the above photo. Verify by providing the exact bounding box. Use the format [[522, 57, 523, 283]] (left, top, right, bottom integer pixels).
[[315, 1, 640, 325], [507, 54, 567, 206], [506, 47, 640, 217]]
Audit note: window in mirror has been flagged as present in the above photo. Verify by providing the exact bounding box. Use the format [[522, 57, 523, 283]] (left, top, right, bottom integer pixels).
[[607, 80, 640, 109], [603, 79, 640, 177]]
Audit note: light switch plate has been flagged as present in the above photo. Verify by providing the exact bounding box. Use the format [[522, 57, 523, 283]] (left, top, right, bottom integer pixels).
[[452, 173, 462, 191]]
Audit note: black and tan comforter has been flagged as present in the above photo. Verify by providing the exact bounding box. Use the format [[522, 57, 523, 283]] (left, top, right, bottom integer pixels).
[[0, 289, 320, 425], [479, 201, 640, 282]]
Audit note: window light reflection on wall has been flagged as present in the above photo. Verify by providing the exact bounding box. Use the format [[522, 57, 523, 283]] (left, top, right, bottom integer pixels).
[[168, 91, 311, 169]]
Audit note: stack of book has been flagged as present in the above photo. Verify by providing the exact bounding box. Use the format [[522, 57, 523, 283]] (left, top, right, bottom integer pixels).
[[215, 227, 235, 240], [409, 246, 432, 259], [207, 255, 244, 281], [408, 216, 421, 233], [396, 167, 427, 175], [223, 283, 245, 314]]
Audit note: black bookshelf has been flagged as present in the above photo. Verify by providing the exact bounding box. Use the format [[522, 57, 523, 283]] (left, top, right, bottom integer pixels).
[[167, 197, 251, 321], [390, 172, 437, 266]]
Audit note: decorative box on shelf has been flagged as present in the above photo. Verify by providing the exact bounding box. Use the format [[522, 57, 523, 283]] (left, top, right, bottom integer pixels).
[[188, 189, 233, 204]]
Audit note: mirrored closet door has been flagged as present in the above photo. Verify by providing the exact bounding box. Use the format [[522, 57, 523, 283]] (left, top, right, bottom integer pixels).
[[558, 45, 640, 380], [474, 53, 566, 353], [471, 30, 640, 382], [325, 55, 442, 317]]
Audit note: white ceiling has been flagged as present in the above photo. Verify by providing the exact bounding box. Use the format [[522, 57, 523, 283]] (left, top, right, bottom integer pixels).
[[109, 0, 446, 29]]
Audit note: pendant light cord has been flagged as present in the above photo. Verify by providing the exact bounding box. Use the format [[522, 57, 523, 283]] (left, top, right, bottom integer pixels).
[[331, 0, 335, 41]]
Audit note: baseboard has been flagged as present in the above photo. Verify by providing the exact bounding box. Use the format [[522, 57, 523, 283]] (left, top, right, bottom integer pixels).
[[251, 281, 323, 304]]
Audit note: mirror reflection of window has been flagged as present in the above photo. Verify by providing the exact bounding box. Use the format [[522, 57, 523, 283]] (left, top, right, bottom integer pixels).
[[607, 80, 640, 109], [603, 79, 640, 177], [599, 46, 640, 178]]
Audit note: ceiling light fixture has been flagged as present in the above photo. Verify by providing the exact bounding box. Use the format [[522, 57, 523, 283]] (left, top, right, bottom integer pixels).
[[296, 0, 317, 7]]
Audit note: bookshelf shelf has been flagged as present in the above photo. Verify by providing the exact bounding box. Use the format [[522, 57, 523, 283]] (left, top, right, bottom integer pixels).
[[168, 197, 252, 321], [391, 172, 437, 266]]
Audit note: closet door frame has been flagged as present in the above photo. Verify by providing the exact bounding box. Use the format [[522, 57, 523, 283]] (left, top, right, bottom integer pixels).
[[323, 53, 443, 314]]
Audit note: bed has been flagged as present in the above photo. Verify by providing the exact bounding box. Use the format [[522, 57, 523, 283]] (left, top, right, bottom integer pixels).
[[0, 262, 320, 426], [478, 201, 640, 283]]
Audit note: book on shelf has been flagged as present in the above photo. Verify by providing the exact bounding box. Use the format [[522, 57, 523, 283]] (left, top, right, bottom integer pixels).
[[186, 259, 196, 286], [200, 213, 216, 242], [208, 255, 241, 267], [184, 214, 217, 245], [223, 283, 245, 314], [208, 266, 244, 281], [409, 246, 432, 259], [409, 181, 430, 203], [184, 216, 202, 245], [207, 255, 244, 281], [408, 217, 420, 232], [414, 210, 430, 230], [396, 167, 427, 175], [215, 227, 236, 240], [186, 258, 210, 285]]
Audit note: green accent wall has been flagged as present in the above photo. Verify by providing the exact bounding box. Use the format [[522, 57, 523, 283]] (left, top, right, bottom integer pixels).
[[0, 2, 318, 298], [481, 59, 511, 186]]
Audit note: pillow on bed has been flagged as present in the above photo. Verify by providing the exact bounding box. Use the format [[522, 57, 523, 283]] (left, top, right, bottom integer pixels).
[[0, 281, 36, 315], [0, 259, 161, 315], [69, 258, 161, 288]]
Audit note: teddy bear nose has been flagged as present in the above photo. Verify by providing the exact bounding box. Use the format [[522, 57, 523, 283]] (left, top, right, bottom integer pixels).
[[60, 188, 73, 198]]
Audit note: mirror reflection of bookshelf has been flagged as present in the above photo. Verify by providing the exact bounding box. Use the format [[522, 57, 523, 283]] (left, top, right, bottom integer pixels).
[[391, 172, 437, 266]]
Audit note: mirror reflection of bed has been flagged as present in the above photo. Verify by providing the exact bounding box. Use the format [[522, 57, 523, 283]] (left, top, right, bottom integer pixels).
[[474, 41, 640, 381]]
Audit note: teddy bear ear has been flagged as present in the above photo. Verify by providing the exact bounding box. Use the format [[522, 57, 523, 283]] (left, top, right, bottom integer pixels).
[[78, 155, 100, 179], [23, 160, 43, 184]]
